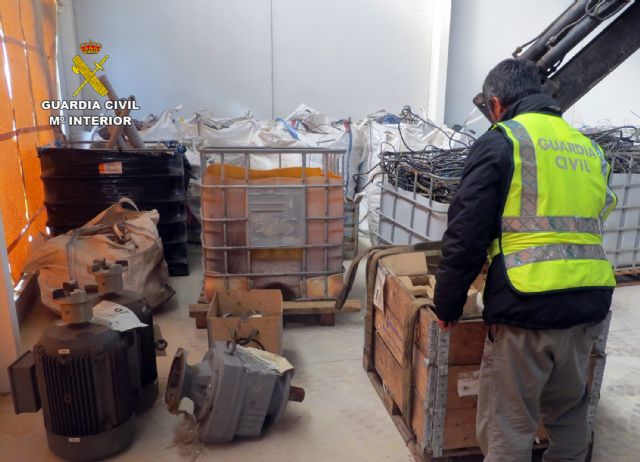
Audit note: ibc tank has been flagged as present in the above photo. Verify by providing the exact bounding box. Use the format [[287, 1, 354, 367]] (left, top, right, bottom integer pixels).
[[200, 147, 345, 301], [38, 145, 189, 276]]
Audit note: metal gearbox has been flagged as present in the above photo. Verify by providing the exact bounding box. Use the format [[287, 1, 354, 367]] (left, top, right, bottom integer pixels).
[[165, 342, 303, 443]]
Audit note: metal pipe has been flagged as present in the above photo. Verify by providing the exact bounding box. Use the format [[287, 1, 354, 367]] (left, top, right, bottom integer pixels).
[[106, 113, 128, 149], [245, 153, 252, 289], [518, 0, 588, 62], [199, 147, 344, 154], [538, 15, 602, 72], [200, 216, 343, 223], [301, 152, 308, 299], [200, 147, 207, 276], [200, 183, 341, 190], [323, 154, 329, 297], [221, 152, 228, 289], [202, 243, 343, 251], [538, 0, 630, 72], [98, 75, 145, 148], [542, 0, 640, 110], [204, 269, 344, 278]]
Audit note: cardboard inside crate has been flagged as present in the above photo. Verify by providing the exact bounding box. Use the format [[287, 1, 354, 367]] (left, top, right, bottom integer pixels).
[[375, 251, 483, 317], [207, 289, 283, 354]]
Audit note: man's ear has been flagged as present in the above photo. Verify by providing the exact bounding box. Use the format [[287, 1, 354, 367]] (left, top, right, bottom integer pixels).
[[490, 96, 507, 123]]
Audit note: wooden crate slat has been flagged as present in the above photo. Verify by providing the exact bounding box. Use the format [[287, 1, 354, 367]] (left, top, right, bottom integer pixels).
[[614, 266, 640, 286], [189, 297, 360, 329], [282, 299, 360, 314]]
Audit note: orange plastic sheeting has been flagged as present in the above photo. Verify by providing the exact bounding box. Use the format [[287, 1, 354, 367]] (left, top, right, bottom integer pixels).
[[7, 210, 47, 282], [20, 0, 56, 137], [36, 126, 55, 145], [0, 64, 17, 134], [16, 132, 44, 215], [0, 0, 57, 282], [0, 139, 28, 249], [8, 233, 28, 283], [2, 1, 37, 131], [28, 61, 55, 140], [0, 58, 28, 249], [36, 0, 57, 93]]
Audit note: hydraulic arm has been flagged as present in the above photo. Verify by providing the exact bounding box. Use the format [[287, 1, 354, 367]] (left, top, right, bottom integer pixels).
[[474, 0, 640, 118]]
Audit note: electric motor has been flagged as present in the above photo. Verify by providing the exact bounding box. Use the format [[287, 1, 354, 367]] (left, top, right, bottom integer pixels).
[[91, 259, 162, 412], [9, 286, 137, 461]]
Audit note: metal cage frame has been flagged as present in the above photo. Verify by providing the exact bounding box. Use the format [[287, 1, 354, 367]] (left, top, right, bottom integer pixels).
[[375, 152, 460, 245], [604, 154, 640, 270], [199, 146, 346, 300]]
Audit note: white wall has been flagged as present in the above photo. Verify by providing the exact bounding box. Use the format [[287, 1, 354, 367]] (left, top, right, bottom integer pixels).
[[71, 0, 273, 119], [271, 0, 432, 119], [63, 0, 435, 121], [444, 0, 640, 133]]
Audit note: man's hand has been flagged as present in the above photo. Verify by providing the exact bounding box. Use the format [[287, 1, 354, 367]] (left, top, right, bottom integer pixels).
[[430, 306, 458, 331], [437, 319, 458, 331]]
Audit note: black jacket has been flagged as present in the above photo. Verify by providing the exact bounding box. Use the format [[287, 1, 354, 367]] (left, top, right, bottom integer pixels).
[[433, 93, 612, 329]]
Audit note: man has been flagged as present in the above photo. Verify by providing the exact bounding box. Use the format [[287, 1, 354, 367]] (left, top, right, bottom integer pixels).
[[433, 58, 616, 462]]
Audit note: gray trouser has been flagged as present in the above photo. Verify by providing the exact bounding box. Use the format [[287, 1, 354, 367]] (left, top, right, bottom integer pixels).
[[476, 321, 604, 462]]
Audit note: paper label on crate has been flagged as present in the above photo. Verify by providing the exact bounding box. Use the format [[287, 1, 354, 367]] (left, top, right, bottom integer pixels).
[[98, 162, 123, 174], [242, 347, 294, 374], [373, 265, 388, 311], [91, 300, 147, 332], [457, 370, 480, 397]]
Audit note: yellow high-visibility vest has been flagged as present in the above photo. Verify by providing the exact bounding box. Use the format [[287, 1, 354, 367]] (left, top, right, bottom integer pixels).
[[488, 112, 617, 293]]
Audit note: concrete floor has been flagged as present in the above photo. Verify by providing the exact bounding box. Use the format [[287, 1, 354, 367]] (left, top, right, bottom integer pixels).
[[1, 243, 639, 461]]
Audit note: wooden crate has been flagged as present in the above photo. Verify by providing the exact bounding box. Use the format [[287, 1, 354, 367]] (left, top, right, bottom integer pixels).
[[372, 314, 486, 415], [364, 248, 492, 459], [190, 284, 360, 328], [207, 289, 283, 354], [362, 246, 606, 461], [614, 266, 640, 286], [371, 253, 484, 372]]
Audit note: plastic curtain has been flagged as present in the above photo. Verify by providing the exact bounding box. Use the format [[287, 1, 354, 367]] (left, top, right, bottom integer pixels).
[[0, 0, 58, 283]]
